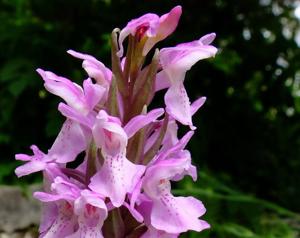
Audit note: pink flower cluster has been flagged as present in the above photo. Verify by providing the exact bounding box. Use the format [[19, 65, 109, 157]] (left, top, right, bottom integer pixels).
[[15, 6, 217, 238]]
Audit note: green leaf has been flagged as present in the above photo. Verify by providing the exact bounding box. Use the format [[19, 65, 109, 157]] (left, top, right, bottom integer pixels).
[[219, 223, 257, 238]]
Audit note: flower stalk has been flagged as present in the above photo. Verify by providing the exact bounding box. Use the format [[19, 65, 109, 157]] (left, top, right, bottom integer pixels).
[[85, 141, 98, 184]]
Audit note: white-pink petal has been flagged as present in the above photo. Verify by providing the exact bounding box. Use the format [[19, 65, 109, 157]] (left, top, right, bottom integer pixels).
[[151, 196, 209, 233], [124, 108, 164, 138], [82, 78, 106, 110], [143, 6, 182, 56], [48, 120, 87, 163], [165, 82, 194, 128], [37, 69, 88, 114], [191, 97, 206, 116], [92, 110, 127, 157], [67, 49, 112, 88], [89, 153, 145, 207], [118, 6, 182, 57]]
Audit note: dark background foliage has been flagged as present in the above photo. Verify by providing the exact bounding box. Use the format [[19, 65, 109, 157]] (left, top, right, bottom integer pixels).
[[1, 0, 300, 237]]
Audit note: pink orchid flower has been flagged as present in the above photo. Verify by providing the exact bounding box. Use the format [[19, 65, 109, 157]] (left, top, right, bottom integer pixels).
[[34, 177, 82, 238], [117, 6, 182, 57], [35, 177, 107, 238], [37, 69, 105, 115], [89, 110, 146, 207], [157, 33, 217, 128], [15, 120, 86, 177], [68, 190, 107, 238], [140, 158, 209, 234], [67, 50, 112, 90], [89, 108, 164, 207]]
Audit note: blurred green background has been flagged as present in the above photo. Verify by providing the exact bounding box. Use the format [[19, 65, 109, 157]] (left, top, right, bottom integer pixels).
[[1, 0, 300, 237]]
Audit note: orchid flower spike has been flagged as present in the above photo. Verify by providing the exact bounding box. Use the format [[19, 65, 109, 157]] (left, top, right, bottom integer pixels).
[[15, 5, 216, 237]]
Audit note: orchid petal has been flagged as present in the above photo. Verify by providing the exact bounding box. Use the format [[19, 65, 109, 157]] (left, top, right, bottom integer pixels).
[[165, 82, 194, 128], [34, 177, 81, 202], [39, 203, 57, 234], [124, 108, 164, 138], [58, 103, 95, 129], [143, 158, 195, 198], [199, 32, 216, 45], [155, 70, 170, 92], [159, 33, 217, 128], [191, 97, 206, 116], [15, 160, 47, 177], [160, 120, 179, 151], [117, 13, 159, 57], [83, 78, 106, 110], [38, 69, 105, 115], [142, 158, 208, 234], [41, 211, 77, 238], [66, 227, 104, 238], [89, 154, 145, 207], [155, 131, 194, 163], [67, 49, 112, 87], [92, 110, 127, 157], [143, 6, 182, 56], [37, 69, 88, 114], [118, 6, 182, 57], [151, 196, 209, 233], [170, 151, 197, 182], [48, 120, 87, 163], [15, 145, 51, 177], [68, 190, 107, 238]]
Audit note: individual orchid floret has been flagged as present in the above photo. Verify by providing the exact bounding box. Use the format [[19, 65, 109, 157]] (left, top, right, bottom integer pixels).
[[35, 177, 108, 238], [67, 49, 112, 90], [39, 201, 77, 238], [37, 69, 106, 115], [117, 5, 182, 57], [15, 120, 87, 177], [71, 190, 107, 238], [89, 110, 145, 207], [158, 33, 217, 128], [129, 192, 179, 237], [34, 177, 81, 238], [140, 158, 209, 234]]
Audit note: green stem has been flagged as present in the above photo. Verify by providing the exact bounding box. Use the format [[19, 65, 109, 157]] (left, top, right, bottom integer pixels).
[[85, 141, 97, 184], [112, 208, 125, 238]]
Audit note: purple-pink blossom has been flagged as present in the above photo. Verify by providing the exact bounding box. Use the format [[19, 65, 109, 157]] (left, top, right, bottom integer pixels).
[[117, 6, 182, 57], [15, 5, 217, 237]]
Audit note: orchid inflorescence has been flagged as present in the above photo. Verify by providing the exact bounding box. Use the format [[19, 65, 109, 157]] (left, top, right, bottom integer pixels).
[[15, 6, 217, 238]]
